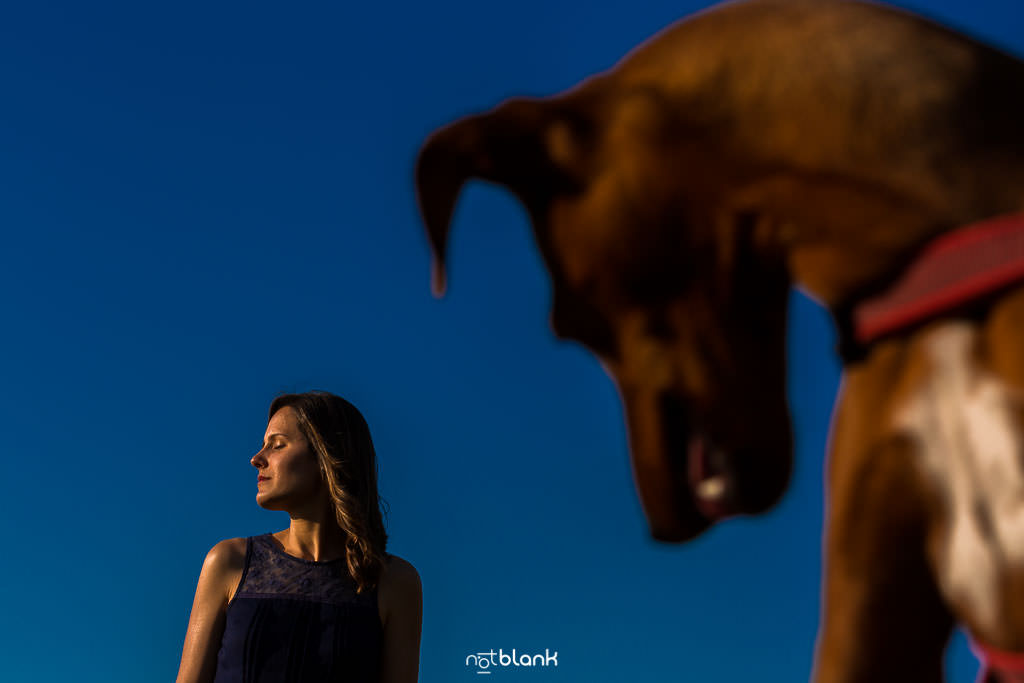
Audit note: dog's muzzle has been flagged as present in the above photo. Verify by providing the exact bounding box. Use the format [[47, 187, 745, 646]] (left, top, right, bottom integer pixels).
[[630, 392, 792, 542]]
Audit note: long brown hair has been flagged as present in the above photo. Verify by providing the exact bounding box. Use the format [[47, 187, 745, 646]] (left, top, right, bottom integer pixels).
[[269, 391, 389, 593]]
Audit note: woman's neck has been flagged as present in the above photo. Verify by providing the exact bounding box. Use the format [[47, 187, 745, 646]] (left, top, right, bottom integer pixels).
[[280, 509, 348, 563]]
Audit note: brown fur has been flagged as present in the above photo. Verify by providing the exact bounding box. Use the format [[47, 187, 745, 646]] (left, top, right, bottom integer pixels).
[[414, 0, 1024, 678]]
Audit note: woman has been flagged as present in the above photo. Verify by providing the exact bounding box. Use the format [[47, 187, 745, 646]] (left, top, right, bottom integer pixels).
[[177, 391, 422, 682]]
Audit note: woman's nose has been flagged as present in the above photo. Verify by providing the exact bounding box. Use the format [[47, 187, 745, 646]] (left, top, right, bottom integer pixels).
[[251, 450, 267, 468]]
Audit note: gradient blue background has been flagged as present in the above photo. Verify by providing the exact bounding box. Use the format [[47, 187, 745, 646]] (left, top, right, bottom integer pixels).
[[2, 1, 1020, 681]]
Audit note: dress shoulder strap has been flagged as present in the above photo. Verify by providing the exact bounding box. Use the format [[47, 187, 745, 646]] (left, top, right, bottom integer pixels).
[[225, 536, 253, 606]]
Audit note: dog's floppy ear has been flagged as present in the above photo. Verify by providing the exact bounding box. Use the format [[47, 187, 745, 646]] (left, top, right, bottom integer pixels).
[[415, 97, 588, 296]]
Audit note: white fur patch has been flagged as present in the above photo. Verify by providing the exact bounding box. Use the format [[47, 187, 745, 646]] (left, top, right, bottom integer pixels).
[[895, 323, 1024, 635]]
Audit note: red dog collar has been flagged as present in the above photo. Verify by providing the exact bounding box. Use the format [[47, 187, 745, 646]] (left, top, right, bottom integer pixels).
[[853, 213, 1024, 344], [970, 635, 1024, 683]]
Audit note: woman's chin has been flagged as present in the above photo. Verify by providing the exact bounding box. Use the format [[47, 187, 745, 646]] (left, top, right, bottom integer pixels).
[[255, 492, 282, 510]]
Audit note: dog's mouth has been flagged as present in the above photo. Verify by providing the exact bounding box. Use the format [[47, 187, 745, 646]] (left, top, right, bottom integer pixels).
[[686, 434, 739, 521], [625, 390, 792, 541]]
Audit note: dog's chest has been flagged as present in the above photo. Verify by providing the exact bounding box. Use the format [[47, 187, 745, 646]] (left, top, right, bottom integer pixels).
[[894, 323, 1024, 637]]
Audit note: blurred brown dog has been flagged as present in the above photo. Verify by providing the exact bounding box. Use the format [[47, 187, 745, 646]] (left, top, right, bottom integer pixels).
[[415, 1, 1024, 680]]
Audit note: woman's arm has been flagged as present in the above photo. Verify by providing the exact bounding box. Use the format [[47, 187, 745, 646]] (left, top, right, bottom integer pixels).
[[378, 555, 423, 683], [176, 538, 245, 683]]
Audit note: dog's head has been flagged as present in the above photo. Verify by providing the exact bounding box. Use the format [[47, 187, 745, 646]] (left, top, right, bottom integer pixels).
[[416, 88, 793, 541]]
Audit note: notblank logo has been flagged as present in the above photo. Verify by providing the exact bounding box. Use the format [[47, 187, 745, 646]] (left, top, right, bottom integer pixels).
[[465, 649, 559, 675]]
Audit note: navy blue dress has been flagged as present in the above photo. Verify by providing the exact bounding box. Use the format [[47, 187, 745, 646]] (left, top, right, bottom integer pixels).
[[213, 533, 383, 683]]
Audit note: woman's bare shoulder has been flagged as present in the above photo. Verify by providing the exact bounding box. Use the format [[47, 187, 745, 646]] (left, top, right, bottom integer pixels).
[[382, 554, 420, 586], [205, 537, 247, 568], [201, 537, 247, 602], [377, 554, 423, 678], [378, 554, 422, 616]]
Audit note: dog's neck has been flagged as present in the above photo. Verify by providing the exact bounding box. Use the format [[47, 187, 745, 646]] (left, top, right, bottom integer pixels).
[[734, 174, 1024, 362], [774, 198, 1018, 305]]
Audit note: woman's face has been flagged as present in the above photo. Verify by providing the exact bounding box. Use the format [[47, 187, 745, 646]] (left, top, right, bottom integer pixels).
[[251, 406, 324, 511]]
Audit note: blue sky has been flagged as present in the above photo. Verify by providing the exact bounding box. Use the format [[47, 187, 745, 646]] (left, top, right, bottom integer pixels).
[[1, 1, 1020, 681]]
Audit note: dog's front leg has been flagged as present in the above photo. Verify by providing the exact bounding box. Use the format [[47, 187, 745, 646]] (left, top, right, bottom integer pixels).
[[813, 381, 953, 682]]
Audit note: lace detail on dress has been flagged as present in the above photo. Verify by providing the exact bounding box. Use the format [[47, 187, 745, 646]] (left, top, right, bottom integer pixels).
[[234, 534, 376, 609]]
